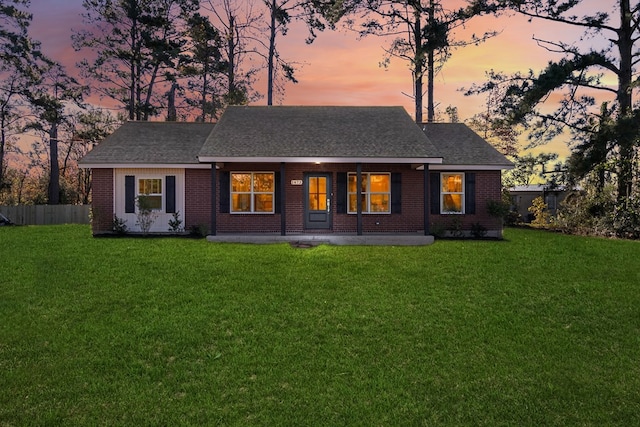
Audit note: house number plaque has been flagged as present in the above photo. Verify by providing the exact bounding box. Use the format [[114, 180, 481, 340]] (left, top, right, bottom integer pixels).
[[290, 179, 303, 185]]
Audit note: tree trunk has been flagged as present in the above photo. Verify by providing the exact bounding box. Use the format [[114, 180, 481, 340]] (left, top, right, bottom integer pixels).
[[167, 82, 177, 121], [267, 0, 277, 106], [128, 1, 138, 121], [48, 123, 60, 205], [616, 0, 634, 200], [426, 1, 435, 123], [413, 7, 423, 124], [227, 15, 237, 103], [0, 114, 6, 190]]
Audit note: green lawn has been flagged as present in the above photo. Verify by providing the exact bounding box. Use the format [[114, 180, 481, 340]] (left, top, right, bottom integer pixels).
[[1, 225, 639, 426]]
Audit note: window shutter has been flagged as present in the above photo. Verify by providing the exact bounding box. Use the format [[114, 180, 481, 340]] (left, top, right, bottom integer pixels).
[[465, 172, 476, 214], [219, 171, 230, 213], [274, 171, 281, 214], [391, 173, 401, 214], [166, 175, 176, 213], [430, 173, 440, 215], [336, 172, 347, 214], [125, 175, 135, 213]]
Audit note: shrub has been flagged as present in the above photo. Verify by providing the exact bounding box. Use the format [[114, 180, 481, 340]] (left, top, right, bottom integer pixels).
[[488, 193, 521, 226], [612, 197, 640, 239], [430, 222, 446, 239], [554, 187, 616, 237], [529, 196, 551, 227], [112, 215, 128, 234], [447, 217, 464, 238], [135, 195, 158, 234], [189, 223, 209, 238], [470, 222, 487, 239], [168, 211, 184, 233]]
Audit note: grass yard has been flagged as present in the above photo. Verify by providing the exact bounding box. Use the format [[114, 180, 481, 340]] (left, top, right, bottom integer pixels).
[[1, 225, 639, 426]]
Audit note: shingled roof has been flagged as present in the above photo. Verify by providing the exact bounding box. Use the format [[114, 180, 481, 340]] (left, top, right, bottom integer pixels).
[[79, 122, 215, 167], [79, 107, 513, 169], [422, 123, 513, 169], [198, 106, 443, 164]]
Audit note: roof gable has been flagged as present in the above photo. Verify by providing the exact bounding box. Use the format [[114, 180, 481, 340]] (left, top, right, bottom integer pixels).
[[198, 106, 442, 163]]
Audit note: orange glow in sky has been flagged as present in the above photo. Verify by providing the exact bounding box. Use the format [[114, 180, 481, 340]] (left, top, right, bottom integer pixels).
[[27, 0, 616, 158]]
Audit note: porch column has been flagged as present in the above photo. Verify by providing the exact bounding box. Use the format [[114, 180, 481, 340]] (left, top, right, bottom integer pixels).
[[280, 162, 286, 236], [423, 163, 430, 236], [210, 163, 217, 236], [356, 162, 363, 235]]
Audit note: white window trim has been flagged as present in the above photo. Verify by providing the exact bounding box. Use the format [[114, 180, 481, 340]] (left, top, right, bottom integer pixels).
[[441, 172, 465, 215], [347, 172, 391, 215], [230, 171, 275, 214]]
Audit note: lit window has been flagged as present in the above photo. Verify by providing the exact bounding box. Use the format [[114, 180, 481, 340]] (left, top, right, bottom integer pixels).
[[441, 173, 464, 214], [231, 172, 274, 213], [138, 178, 163, 210], [348, 173, 390, 213]]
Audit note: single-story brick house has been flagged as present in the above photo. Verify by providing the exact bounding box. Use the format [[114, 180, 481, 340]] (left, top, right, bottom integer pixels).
[[79, 106, 513, 238]]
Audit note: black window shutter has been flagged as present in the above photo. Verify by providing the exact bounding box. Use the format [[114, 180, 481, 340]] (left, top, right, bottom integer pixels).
[[274, 172, 281, 214], [166, 175, 176, 213], [336, 172, 347, 214], [391, 173, 401, 214], [430, 172, 440, 215], [219, 171, 230, 213], [125, 175, 135, 213], [465, 172, 476, 214]]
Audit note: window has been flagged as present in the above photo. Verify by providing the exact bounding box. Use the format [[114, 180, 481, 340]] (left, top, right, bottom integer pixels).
[[347, 173, 390, 213], [138, 178, 163, 210], [441, 173, 464, 214], [231, 172, 274, 213]]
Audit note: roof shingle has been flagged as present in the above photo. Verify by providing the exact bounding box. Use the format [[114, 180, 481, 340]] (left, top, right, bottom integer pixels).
[[422, 123, 513, 167], [79, 122, 215, 165], [198, 106, 441, 161]]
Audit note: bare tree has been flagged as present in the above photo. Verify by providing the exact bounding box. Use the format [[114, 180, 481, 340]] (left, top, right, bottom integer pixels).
[[73, 0, 198, 120], [340, 0, 497, 123], [203, 0, 262, 106]]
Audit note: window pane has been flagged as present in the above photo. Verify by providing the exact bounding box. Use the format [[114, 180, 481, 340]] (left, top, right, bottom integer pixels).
[[348, 194, 367, 213], [151, 179, 161, 194], [348, 194, 357, 212], [370, 174, 389, 192], [370, 194, 389, 212], [442, 174, 462, 192], [309, 194, 327, 211], [139, 178, 162, 195], [145, 195, 162, 210], [348, 175, 357, 193], [254, 194, 273, 212], [443, 194, 462, 213], [232, 173, 251, 192], [318, 177, 327, 194], [309, 177, 318, 193], [253, 173, 274, 192], [232, 194, 251, 212]]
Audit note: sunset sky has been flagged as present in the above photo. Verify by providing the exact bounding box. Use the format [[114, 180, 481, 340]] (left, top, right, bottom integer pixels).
[[27, 0, 616, 158]]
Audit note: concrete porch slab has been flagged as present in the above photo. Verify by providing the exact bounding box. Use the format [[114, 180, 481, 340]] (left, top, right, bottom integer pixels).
[[206, 233, 435, 246]]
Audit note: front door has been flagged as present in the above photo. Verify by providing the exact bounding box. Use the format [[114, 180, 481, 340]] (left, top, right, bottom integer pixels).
[[304, 173, 332, 229]]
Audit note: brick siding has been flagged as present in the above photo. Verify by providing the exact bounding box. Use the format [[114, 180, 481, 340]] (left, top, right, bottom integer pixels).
[[97, 165, 504, 235], [90, 168, 113, 234], [201, 163, 503, 234]]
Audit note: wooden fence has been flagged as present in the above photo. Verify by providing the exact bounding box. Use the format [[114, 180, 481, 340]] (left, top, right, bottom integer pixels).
[[0, 205, 90, 225]]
